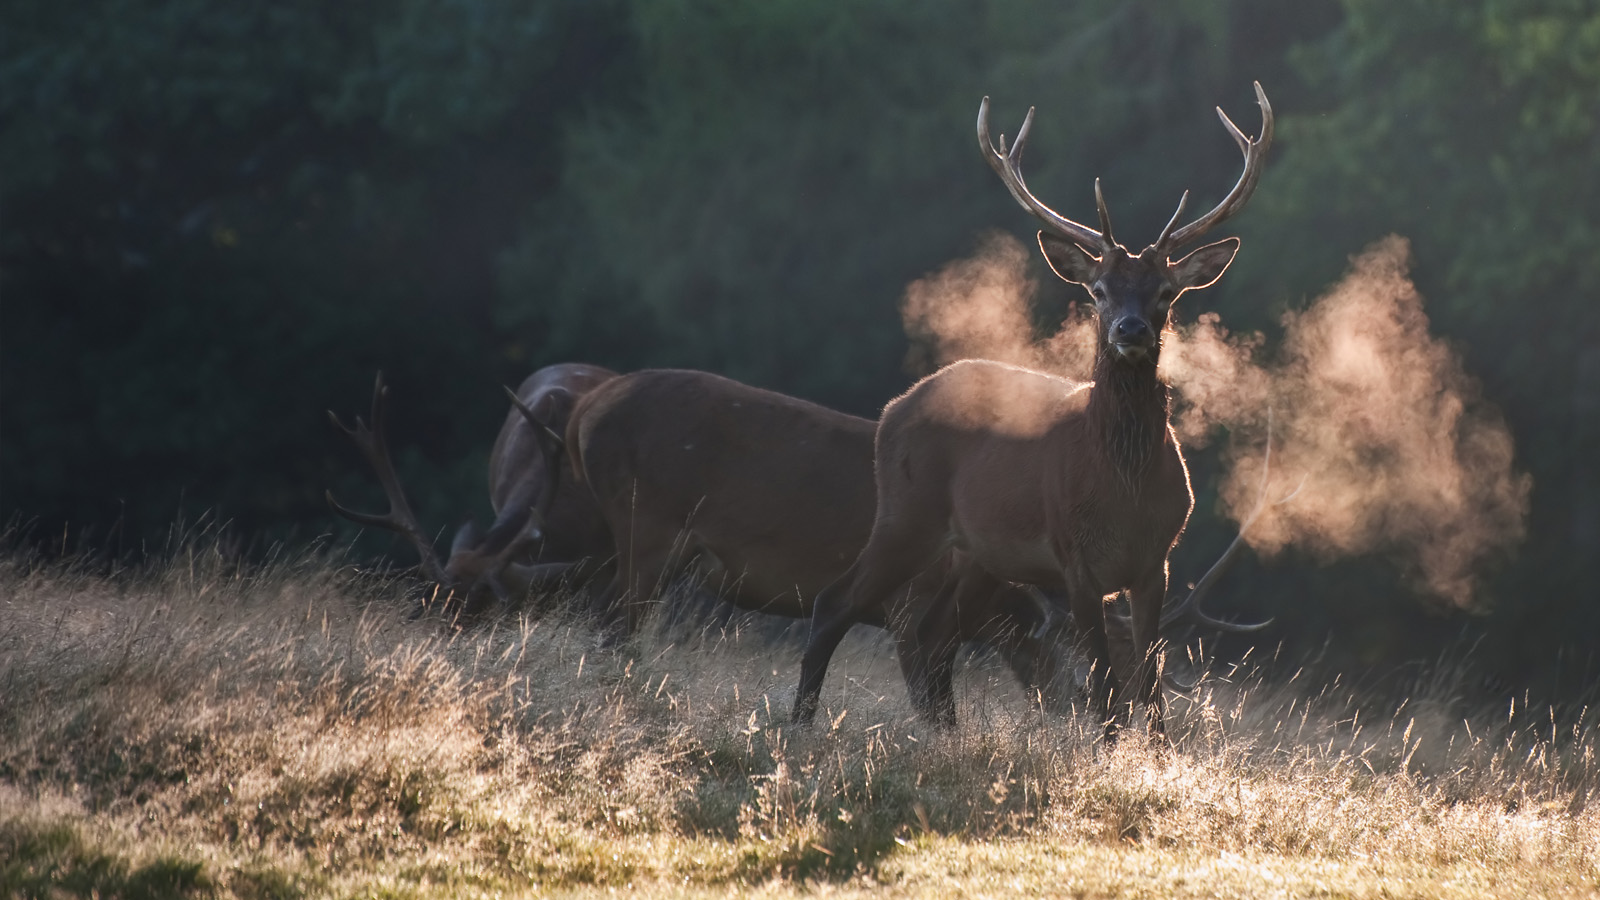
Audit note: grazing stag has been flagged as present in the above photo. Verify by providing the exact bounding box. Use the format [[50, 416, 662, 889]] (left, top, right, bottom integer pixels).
[[327, 363, 617, 618], [565, 368, 1071, 703], [793, 84, 1273, 738]]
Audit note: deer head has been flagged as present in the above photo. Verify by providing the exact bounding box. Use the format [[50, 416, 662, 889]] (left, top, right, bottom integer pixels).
[[978, 83, 1273, 368], [500, 383, 573, 543], [326, 373, 567, 616]]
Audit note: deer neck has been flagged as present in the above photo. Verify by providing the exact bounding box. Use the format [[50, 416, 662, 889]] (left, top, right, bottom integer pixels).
[[1086, 348, 1172, 485]]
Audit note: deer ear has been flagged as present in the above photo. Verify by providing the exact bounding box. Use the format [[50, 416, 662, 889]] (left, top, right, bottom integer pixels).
[[1168, 237, 1239, 291], [533, 390, 573, 453], [535, 389, 576, 429], [1037, 232, 1101, 286], [507, 387, 570, 457]]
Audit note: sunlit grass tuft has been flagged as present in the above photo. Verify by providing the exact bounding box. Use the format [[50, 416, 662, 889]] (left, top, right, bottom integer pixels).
[[3, 535, 1598, 897]]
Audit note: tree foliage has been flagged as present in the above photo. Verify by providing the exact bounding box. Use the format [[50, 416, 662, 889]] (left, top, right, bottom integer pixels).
[[2, 0, 629, 547], [1232, 0, 1600, 676], [507, 0, 1323, 409]]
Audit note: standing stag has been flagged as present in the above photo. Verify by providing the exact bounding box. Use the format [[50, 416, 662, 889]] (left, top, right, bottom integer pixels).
[[327, 363, 617, 618], [564, 368, 1073, 704], [793, 84, 1274, 739]]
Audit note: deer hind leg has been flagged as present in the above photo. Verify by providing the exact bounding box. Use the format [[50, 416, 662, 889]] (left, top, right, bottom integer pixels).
[[901, 563, 1024, 729], [894, 567, 968, 729], [968, 584, 1075, 716], [587, 569, 625, 639], [659, 548, 737, 640], [793, 522, 944, 726], [590, 532, 682, 646]]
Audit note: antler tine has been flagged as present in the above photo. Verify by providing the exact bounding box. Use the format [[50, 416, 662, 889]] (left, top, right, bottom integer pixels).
[[1153, 190, 1189, 251], [1162, 669, 1200, 693], [1160, 530, 1272, 632], [1093, 179, 1115, 248], [978, 96, 1105, 250], [367, 371, 390, 450], [1219, 103, 1252, 155], [323, 489, 396, 531], [1162, 81, 1275, 251], [325, 372, 450, 585], [1159, 404, 1282, 632]]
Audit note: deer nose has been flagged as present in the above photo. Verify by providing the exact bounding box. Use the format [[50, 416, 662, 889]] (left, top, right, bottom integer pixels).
[[1110, 316, 1154, 346]]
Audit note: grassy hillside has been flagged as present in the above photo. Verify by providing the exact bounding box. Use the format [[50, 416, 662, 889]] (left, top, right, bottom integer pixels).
[[2, 537, 1597, 898]]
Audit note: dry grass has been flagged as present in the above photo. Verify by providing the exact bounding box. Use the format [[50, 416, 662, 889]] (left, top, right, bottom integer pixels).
[[2, 534, 1598, 898]]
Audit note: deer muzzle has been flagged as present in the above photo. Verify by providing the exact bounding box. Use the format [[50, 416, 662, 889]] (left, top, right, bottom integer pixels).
[[1109, 316, 1156, 361]]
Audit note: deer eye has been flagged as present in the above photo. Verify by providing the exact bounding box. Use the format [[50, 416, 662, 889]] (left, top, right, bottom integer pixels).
[[1090, 284, 1108, 301]]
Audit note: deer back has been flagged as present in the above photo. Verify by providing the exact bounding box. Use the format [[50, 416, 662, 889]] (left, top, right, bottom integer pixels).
[[568, 369, 878, 613]]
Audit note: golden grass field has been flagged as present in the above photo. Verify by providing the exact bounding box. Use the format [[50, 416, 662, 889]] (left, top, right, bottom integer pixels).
[[3, 534, 1598, 899]]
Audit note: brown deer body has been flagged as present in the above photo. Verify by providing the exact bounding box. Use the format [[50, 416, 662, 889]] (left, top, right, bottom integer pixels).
[[793, 84, 1273, 738], [567, 368, 1069, 706], [327, 362, 618, 617], [457, 363, 617, 580]]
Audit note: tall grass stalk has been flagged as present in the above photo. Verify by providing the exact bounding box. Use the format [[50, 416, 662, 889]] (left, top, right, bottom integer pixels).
[[2, 537, 1597, 898]]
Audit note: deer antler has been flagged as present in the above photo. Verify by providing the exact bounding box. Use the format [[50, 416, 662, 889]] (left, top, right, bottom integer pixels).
[[1157, 81, 1274, 253], [1159, 407, 1300, 632], [980, 83, 1271, 256], [977, 97, 1112, 252], [325, 372, 451, 585]]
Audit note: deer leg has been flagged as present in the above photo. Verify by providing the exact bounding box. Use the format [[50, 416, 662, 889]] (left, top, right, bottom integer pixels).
[[588, 571, 625, 637], [500, 559, 598, 613], [587, 504, 669, 642], [896, 570, 965, 729], [1127, 569, 1170, 742], [656, 548, 727, 639], [453, 580, 502, 624], [1063, 578, 1124, 743], [904, 564, 1030, 728], [586, 550, 640, 642], [792, 573, 865, 726], [565, 558, 616, 616], [794, 527, 941, 726], [974, 585, 1075, 716], [595, 537, 683, 645]]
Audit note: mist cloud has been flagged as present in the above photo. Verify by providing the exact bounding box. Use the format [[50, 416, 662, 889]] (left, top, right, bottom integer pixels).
[[901, 232, 1097, 381], [900, 233, 1530, 609], [1167, 236, 1530, 608]]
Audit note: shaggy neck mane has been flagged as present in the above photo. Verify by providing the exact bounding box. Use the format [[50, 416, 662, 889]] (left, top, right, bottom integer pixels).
[[1087, 346, 1172, 485]]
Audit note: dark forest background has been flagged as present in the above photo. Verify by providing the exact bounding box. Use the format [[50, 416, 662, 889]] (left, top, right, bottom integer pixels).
[[4, 0, 1598, 696]]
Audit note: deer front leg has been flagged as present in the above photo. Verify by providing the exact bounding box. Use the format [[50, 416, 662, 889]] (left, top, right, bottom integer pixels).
[[1127, 567, 1170, 742], [501, 558, 609, 614], [1063, 572, 1124, 743]]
